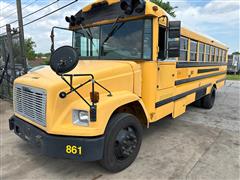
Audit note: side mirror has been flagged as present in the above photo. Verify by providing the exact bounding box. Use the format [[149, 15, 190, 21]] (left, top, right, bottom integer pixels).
[[50, 46, 78, 74], [168, 21, 181, 58], [168, 40, 180, 58], [169, 21, 181, 39]]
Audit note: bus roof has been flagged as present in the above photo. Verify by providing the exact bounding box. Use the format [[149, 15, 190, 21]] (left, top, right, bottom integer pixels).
[[79, 0, 228, 50], [181, 27, 228, 50]]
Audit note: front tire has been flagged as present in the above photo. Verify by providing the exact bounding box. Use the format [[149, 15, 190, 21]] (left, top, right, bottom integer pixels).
[[100, 113, 143, 172], [202, 87, 216, 109]]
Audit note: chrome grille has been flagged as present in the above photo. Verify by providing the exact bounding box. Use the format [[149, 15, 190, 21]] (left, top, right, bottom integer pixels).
[[14, 84, 47, 127]]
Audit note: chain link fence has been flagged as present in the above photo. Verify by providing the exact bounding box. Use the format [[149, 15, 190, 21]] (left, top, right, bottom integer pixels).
[[0, 28, 26, 102]]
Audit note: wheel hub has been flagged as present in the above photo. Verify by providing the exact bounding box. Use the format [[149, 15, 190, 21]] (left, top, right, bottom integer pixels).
[[114, 127, 138, 160]]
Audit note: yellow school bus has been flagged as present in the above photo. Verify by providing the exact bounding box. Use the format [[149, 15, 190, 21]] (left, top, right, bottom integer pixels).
[[9, 0, 228, 172]]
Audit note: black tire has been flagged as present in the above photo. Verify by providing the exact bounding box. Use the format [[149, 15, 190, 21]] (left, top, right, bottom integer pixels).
[[100, 113, 143, 172], [192, 98, 202, 107], [202, 87, 216, 109]]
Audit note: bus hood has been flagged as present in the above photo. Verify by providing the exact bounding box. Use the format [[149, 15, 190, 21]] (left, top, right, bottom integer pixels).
[[14, 60, 142, 97]]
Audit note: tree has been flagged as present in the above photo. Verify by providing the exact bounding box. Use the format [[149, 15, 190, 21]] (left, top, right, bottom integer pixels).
[[150, 0, 177, 17], [24, 38, 36, 61], [232, 52, 240, 55]]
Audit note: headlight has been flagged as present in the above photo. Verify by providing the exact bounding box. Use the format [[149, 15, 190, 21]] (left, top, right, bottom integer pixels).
[[72, 110, 89, 126]]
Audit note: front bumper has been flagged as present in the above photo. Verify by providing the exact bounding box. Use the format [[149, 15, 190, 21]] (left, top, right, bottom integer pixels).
[[9, 115, 105, 161]]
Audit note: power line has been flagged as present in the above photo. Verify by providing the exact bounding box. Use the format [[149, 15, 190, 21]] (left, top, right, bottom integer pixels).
[[0, 1, 15, 10], [1, 0, 38, 20], [0, 0, 78, 35], [0, 0, 59, 29], [23, 0, 78, 27]]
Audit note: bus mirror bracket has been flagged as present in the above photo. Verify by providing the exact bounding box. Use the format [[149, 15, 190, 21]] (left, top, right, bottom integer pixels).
[[50, 26, 75, 54], [50, 45, 112, 122]]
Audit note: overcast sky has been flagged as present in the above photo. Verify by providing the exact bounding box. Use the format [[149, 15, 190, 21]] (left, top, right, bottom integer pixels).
[[0, 0, 239, 54]]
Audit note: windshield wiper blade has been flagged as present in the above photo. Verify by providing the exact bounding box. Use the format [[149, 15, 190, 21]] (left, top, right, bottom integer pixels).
[[80, 24, 93, 40], [101, 16, 124, 46]]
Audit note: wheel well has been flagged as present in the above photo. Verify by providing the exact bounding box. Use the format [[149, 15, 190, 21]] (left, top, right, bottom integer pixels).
[[110, 101, 148, 127]]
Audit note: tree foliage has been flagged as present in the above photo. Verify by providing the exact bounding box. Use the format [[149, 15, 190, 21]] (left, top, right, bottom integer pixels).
[[24, 38, 36, 61], [150, 0, 176, 17], [232, 52, 240, 55]]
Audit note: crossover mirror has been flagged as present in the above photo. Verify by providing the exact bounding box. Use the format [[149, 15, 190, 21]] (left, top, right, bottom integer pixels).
[[168, 21, 181, 58], [50, 46, 78, 74]]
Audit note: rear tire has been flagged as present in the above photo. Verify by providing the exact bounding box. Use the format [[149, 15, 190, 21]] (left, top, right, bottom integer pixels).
[[100, 113, 143, 173], [202, 87, 216, 109], [192, 99, 202, 107]]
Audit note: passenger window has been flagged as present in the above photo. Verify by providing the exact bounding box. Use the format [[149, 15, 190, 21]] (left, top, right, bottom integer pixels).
[[179, 37, 188, 61], [211, 46, 215, 62], [219, 49, 222, 62], [199, 43, 204, 62], [205, 45, 210, 62], [222, 50, 226, 62], [190, 40, 197, 61], [215, 48, 219, 62]]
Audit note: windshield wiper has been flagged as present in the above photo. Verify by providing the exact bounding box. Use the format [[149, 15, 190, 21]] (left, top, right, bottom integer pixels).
[[101, 16, 125, 47]]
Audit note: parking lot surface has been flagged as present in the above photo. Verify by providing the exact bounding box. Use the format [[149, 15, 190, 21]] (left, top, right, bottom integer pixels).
[[0, 80, 240, 180]]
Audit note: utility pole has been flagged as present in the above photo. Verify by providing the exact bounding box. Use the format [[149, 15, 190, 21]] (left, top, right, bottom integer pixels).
[[16, 0, 27, 73], [6, 24, 16, 80]]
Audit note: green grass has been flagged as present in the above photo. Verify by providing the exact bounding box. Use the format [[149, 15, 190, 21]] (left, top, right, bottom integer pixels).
[[227, 74, 240, 81]]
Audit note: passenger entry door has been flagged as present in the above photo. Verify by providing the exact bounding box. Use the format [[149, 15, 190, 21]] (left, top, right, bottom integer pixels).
[[152, 20, 180, 122]]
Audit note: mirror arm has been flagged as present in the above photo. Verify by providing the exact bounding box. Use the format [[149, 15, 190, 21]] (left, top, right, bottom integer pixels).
[[50, 28, 55, 54], [50, 26, 75, 54], [59, 73, 112, 122]]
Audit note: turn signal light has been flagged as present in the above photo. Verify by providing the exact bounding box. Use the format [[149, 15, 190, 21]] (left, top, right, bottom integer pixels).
[[90, 91, 100, 103]]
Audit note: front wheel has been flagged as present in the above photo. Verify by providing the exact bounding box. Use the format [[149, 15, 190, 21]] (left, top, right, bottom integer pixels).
[[100, 113, 143, 172]]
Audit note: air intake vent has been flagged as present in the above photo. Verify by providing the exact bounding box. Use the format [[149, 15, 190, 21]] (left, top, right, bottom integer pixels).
[[14, 84, 47, 127]]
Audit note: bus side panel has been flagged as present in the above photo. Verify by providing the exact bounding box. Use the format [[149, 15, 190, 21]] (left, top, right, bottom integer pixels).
[[173, 93, 195, 118], [153, 102, 174, 122], [141, 61, 158, 117], [152, 62, 176, 122]]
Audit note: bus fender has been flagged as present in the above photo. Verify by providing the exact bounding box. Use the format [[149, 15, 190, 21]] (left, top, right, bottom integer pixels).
[[96, 91, 150, 134]]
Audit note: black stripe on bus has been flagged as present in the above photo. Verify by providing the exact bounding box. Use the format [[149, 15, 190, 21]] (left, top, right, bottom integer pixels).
[[155, 83, 212, 108], [175, 71, 226, 86], [198, 68, 219, 74], [216, 77, 226, 83], [176, 62, 227, 68]]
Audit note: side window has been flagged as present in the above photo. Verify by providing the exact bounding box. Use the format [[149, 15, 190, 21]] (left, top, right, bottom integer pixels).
[[190, 40, 197, 61], [143, 19, 152, 59], [179, 37, 188, 61], [158, 26, 166, 60], [215, 48, 219, 62], [199, 43, 204, 62], [205, 45, 210, 62], [219, 49, 222, 62], [211, 46, 215, 62], [222, 50, 226, 62]]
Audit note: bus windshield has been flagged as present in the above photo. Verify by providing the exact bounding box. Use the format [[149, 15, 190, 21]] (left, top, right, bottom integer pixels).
[[73, 19, 152, 60]]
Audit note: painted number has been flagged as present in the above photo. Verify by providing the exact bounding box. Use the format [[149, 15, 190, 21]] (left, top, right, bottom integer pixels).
[[65, 145, 82, 155]]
